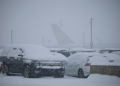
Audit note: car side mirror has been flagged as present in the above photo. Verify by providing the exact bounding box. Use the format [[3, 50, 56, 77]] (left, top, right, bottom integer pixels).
[[18, 53, 26, 57]]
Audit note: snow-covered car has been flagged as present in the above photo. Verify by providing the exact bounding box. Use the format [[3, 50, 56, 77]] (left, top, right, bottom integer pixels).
[[64, 53, 109, 78], [48, 48, 70, 57], [103, 53, 120, 62], [52, 52, 67, 60], [69, 48, 96, 55], [0, 44, 66, 78], [95, 48, 120, 55]]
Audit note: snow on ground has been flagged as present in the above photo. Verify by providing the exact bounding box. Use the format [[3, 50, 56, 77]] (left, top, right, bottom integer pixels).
[[0, 73, 120, 86]]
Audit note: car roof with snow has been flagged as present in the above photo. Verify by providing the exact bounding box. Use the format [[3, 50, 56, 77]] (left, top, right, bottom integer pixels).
[[68, 52, 105, 60], [1, 44, 52, 56], [48, 48, 68, 51], [1, 44, 67, 61], [70, 48, 96, 52]]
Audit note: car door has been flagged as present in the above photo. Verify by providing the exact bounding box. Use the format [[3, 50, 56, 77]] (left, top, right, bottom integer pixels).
[[7, 48, 18, 72], [16, 48, 24, 73], [71, 55, 81, 75], [67, 54, 78, 76], [65, 56, 74, 75]]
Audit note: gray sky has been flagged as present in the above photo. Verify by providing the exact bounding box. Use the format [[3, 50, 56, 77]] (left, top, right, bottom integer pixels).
[[0, 0, 120, 47]]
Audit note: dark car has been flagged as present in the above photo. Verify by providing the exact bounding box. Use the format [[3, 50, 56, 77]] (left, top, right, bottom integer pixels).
[[0, 44, 66, 78]]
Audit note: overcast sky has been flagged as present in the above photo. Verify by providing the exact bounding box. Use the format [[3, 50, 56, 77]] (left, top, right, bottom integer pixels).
[[0, 0, 120, 47]]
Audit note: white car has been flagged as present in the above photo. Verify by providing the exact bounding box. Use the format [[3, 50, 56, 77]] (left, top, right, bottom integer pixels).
[[64, 53, 109, 78], [103, 53, 120, 62]]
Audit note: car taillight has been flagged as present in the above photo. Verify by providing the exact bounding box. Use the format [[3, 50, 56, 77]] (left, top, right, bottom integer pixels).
[[109, 60, 114, 62], [85, 63, 91, 66]]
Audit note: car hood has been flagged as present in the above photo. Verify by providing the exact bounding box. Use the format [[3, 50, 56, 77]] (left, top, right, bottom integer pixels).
[[23, 54, 66, 61]]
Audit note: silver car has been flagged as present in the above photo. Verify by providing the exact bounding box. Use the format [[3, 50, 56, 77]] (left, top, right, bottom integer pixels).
[[64, 53, 109, 78]]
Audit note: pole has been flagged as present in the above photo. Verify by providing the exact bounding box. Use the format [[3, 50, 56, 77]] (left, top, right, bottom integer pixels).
[[83, 33, 84, 48], [90, 18, 93, 49], [11, 30, 13, 44], [48, 40, 50, 47], [42, 36, 44, 46]]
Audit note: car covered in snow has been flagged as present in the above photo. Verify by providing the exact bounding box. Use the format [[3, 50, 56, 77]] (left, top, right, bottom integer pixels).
[[52, 52, 67, 61], [0, 44, 66, 78], [69, 48, 96, 55], [48, 48, 70, 57], [102, 53, 120, 62], [64, 53, 109, 78], [95, 48, 120, 56]]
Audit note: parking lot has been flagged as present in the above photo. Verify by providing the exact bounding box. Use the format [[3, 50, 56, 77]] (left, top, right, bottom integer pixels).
[[0, 73, 120, 86]]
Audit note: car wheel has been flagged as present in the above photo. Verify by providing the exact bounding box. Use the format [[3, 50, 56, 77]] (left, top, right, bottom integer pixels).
[[24, 67, 30, 78], [3, 65, 9, 75], [54, 70, 64, 78], [78, 68, 84, 78]]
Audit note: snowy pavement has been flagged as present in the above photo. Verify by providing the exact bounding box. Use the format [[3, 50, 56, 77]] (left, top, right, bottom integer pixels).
[[0, 73, 120, 86]]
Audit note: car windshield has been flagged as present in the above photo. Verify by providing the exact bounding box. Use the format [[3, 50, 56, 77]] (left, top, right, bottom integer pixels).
[[22, 45, 52, 55]]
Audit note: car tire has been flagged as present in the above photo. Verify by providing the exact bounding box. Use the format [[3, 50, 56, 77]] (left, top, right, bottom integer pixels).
[[78, 68, 84, 78], [3, 65, 10, 75], [53, 70, 64, 78], [24, 67, 30, 78]]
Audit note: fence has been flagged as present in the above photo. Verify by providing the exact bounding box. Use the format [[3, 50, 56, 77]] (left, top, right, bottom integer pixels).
[[90, 65, 120, 77]]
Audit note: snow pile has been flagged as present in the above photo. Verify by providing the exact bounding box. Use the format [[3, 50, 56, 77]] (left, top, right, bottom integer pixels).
[[88, 74, 120, 83]]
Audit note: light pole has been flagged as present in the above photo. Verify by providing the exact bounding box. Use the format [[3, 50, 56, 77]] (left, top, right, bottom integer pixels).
[[48, 40, 50, 47], [42, 36, 44, 46], [83, 33, 85, 48], [11, 30, 13, 44], [90, 18, 93, 49]]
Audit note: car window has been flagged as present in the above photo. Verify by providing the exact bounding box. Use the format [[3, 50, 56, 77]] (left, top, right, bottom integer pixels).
[[7, 48, 18, 59]]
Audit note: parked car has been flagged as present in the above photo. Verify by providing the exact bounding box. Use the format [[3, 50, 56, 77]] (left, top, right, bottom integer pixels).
[[69, 48, 96, 55], [52, 52, 67, 60], [64, 53, 109, 78], [95, 48, 120, 56], [0, 44, 66, 78], [103, 53, 120, 62], [48, 48, 70, 57]]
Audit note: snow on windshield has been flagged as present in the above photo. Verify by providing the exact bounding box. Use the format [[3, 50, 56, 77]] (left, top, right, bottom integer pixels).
[[88, 56, 109, 63], [20, 44, 52, 55]]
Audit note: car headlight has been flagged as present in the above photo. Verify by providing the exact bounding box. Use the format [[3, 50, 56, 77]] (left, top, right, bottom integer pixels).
[[32, 60, 41, 66]]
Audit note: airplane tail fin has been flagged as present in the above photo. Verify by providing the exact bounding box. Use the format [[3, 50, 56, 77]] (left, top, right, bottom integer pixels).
[[51, 24, 74, 46]]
